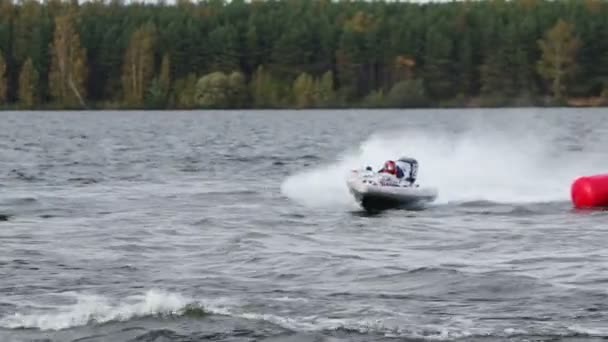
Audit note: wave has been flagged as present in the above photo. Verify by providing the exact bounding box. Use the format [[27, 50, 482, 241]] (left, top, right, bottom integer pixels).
[[3, 289, 607, 340], [0, 290, 206, 331]]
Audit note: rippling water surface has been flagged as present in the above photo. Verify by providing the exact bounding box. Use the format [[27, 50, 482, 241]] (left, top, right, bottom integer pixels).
[[2, 109, 608, 342]]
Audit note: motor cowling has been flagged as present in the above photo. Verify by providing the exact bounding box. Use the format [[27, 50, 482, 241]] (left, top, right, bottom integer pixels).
[[571, 174, 608, 208]]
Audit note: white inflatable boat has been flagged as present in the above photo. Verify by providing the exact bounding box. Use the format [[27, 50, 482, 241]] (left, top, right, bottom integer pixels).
[[346, 157, 438, 211]]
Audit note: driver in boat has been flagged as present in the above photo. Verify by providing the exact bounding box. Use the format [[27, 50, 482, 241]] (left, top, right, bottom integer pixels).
[[379, 160, 405, 179], [379, 159, 417, 186]]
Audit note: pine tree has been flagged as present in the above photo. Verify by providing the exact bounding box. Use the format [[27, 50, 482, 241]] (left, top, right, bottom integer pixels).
[[251, 65, 279, 108], [172, 73, 198, 109], [159, 53, 171, 97], [49, 11, 88, 108], [423, 27, 455, 99], [122, 23, 156, 107], [537, 19, 581, 101], [292, 72, 314, 108], [227, 71, 247, 108], [314, 70, 336, 107], [0, 50, 6, 104], [18, 58, 39, 108], [145, 53, 171, 108], [12, 0, 50, 103]]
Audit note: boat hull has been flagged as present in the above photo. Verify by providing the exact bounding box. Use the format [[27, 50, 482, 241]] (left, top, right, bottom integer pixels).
[[347, 171, 438, 212]]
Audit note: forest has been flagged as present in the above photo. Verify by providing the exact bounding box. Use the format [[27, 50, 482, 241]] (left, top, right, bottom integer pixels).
[[0, 0, 606, 110]]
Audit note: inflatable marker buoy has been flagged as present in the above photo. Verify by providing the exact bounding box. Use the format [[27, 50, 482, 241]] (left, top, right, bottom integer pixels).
[[571, 174, 608, 208]]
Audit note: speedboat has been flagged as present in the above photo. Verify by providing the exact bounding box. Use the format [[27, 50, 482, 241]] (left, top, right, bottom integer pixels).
[[346, 157, 438, 212]]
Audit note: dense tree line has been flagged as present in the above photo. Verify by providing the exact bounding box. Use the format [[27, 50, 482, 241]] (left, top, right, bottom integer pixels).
[[0, 0, 606, 110]]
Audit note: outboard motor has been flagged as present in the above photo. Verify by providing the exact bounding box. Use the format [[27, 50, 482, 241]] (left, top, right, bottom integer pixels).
[[397, 157, 418, 185]]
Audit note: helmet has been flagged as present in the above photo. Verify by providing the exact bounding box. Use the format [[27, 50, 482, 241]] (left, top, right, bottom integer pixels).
[[384, 160, 396, 174]]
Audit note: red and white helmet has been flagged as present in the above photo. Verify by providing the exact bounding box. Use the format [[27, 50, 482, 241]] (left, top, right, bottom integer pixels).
[[384, 160, 396, 174]]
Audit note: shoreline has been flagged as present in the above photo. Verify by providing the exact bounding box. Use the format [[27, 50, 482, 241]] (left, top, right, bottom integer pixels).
[[1, 97, 605, 111]]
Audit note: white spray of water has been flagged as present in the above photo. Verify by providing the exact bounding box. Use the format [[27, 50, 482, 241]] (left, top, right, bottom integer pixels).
[[281, 125, 608, 209]]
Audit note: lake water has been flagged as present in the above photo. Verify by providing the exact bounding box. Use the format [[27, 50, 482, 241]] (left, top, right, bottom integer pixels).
[[2, 108, 608, 342]]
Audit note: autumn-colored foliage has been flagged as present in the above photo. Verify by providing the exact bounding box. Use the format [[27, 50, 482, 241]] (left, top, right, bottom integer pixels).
[[0, 0, 603, 109]]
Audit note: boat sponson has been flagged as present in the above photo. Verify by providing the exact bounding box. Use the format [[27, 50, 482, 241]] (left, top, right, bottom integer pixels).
[[347, 176, 437, 211]]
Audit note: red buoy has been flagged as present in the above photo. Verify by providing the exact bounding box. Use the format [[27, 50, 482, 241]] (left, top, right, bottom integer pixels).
[[571, 174, 608, 208]]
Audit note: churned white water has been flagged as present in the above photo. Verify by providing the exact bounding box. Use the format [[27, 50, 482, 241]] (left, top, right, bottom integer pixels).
[[282, 112, 608, 208]]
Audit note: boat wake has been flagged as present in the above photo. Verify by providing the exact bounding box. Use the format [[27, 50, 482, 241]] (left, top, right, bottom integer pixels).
[[281, 125, 608, 210]]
